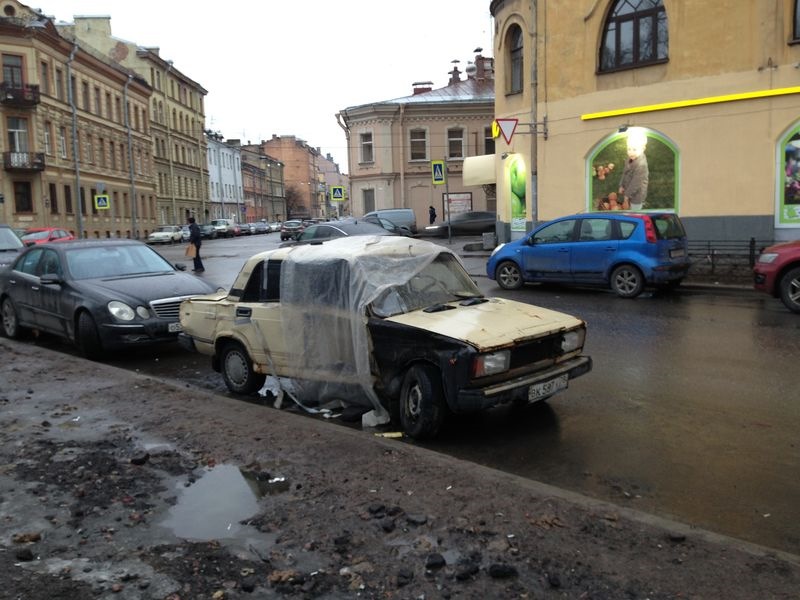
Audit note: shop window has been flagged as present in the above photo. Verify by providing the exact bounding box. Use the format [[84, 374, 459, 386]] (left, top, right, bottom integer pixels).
[[600, 0, 668, 72], [778, 123, 800, 227]]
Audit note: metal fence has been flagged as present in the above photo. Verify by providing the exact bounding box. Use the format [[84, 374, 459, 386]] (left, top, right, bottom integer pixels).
[[686, 238, 773, 281]]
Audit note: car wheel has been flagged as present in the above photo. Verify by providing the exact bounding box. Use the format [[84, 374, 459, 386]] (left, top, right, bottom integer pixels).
[[76, 311, 104, 360], [399, 364, 446, 439], [220, 341, 266, 395], [610, 264, 645, 298], [1, 297, 25, 339], [778, 266, 800, 314], [496, 261, 524, 290]]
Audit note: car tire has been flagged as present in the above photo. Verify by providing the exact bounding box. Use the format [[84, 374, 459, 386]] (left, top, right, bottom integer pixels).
[[399, 364, 446, 440], [76, 311, 104, 360], [496, 261, 524, 290], [220, 341, 266, 395], [610, 264, 645, 298], [778, 266, 800, 314], [1, 297, 25, 339]]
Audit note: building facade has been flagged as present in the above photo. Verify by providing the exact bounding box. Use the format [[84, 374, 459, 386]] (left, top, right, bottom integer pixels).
[[489, 0, 800, 243], [66, 15, 209, 226], [205, 134, 243, 222], [0, 0, 156, 238], [240, 143, 286, 223], [337, 54, 496, 228]]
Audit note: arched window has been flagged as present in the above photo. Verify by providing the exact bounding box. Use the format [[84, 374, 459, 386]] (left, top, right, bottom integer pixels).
[[507, 25, 523, 93], [600, 0, 668, 72]]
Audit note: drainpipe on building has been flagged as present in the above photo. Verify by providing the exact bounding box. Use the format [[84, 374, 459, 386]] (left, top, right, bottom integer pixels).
[[164, 61, 176, 224], [399, 104, 406, 209], [66, 41, 83, 238], [529, 0, 538, 229], [123, 74, 138, 238]]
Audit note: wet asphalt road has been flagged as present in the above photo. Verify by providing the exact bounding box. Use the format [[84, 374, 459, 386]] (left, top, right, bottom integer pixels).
[[34, 234, 800, 557]]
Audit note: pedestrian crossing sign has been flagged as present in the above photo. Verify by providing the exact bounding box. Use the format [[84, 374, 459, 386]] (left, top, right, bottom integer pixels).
[[331, 186, 344, 202], [94, 194, 110, 210], [431, 160, 446, 185]]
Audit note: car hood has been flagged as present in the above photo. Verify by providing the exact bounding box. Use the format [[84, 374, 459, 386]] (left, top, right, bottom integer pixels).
[[764, 239, 800, 253], [383, 297, 583, 351], [76, 272, 216, 303]]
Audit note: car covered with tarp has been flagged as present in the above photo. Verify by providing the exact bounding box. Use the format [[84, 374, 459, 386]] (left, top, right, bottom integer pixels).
[[178, 236, 592, 438]]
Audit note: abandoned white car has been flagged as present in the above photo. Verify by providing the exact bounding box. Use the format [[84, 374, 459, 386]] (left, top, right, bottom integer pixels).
[[178, 236, 592, 439]]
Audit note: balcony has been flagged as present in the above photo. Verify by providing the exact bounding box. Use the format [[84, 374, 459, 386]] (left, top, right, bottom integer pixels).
[[0, 82, 41, 107], [3, 152, 45, 172]]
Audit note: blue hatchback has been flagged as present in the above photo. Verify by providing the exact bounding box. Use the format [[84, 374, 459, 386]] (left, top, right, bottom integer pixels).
[[486, 212, 691, 298]]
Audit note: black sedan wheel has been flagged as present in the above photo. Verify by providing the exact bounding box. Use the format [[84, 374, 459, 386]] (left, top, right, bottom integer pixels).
[[779, 266, 800, 314], [76, 311, 104, 360], [496, 261, 524, 290], [1, 297, 24, 339], [399, 364, 445, 439], [610, 264, 645, 298], [220, 341, 266, 395]]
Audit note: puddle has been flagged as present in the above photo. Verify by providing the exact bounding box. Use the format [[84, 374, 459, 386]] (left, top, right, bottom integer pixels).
[[162, 464, 280, 541]]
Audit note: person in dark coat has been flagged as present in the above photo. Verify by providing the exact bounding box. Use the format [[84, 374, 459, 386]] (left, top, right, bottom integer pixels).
[[429, 205, 437, 225], [187, 217, 204, 272]]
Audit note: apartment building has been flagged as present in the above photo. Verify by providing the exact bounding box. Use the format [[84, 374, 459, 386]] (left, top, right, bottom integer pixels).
[[240, 143, 286, 223], [0, 0, 156, 238], [337, 53, 496, 228], [489, 0, 800, 242], [65, 15, 209, 226]]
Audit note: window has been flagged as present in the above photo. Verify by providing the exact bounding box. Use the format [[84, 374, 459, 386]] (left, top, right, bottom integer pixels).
[[484, 126, 495, 155], [39, 61, 49, 95], [7, 117, 29, 154], [13, 181, 32, 213], [49, 183, 58, 214], [2, 54, 23, 87], [447, 128, 464, 159], [508, 25, 523, 94], [106, 92, 112, 121], [600, 0, 668, 72], [80, 187, 87, 216], [110, 141, 116, 170], [64, 185, 73, 214], [410, 129, 427, 161], [81, 81, 90, 111], [795, 1, 800, 41], [94, 86, 101, 116], [44, 121, 52, 155], [98, 138, 105, 167], [86, 135, 94, 163], [58, 127, 67, 158], [55, 68, 64, 101], [362, 188, 375, 213], [360, 132, 373, 163]]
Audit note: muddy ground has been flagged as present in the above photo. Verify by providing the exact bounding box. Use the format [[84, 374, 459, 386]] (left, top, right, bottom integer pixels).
[[1, 337, 799, 599]]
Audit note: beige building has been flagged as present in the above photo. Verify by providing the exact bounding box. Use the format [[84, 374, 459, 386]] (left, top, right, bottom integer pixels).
[[65, 15, 209, 226], [337, 54, 496, 229], [240, 143, 286, 223], [0, 0, 156, 238], [489, 0, 800, 243]]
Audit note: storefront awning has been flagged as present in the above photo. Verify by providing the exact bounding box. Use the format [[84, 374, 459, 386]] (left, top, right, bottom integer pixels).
[[462, 154, 496, 186]]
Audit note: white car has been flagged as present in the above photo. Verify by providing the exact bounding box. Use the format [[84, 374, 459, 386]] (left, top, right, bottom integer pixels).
[[147, 226, 183, 244]]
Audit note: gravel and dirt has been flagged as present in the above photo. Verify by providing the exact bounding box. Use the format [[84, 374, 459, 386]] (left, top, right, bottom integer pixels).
[[1, 337, 799, 599]]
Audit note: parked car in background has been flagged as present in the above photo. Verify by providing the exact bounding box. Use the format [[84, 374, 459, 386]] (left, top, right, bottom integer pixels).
[[0, 239, 219, 359], [0, 224, 25, 269], [487, 212, 691, 298], [180, 226, 191, 243], [147, 225, 183, 245], [281, 220, 392, 247], [178, 236, 591, 439], [280, 219, 305, 241], [210, 218, 236, 238], [269, 222, 281, 233], [423, 211, 496, 237], [754, 239, 800, 313], [363, 208, 417, 234], [251, 221, 270, 235], [20, 227, 75, 245], [199, 223, 218, 239]]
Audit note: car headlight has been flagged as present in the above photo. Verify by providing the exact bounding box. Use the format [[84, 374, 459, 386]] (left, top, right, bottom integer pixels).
[[108, 301, 136, 321], [561, 328, 586, 354], [490, 243, 506, 258], [136, 306, 151, 319], [472, 350, 510, 377], [757, 253, 778, 264]]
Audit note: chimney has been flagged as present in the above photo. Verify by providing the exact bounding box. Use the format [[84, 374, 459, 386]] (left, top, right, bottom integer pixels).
[[448, 66, 462, 85], [412, 81, 433, 95]]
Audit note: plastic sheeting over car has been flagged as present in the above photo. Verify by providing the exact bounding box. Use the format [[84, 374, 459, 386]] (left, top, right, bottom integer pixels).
[[274, 236, 463, 424]]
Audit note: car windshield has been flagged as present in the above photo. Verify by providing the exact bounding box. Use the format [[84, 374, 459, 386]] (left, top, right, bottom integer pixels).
[[371, 253, 482, 317], [1, 228, 26, 249], [21, 230, 51, 241], [66, 244, 175, 279], [157, 226, 174, 233]]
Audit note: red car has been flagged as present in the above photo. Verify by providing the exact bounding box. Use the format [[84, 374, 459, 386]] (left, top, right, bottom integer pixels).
[[20, 227, 75, 245], [753, 239, 800, 313]]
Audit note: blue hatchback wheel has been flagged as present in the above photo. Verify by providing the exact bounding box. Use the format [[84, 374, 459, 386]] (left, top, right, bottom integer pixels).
[[610, 264, 644, 298], [496, 261, 523, 290]]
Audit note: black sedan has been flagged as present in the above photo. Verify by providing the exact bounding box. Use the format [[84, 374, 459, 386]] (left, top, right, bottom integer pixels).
[[422, 211, 497, 236], [0, 239, 219, 359], [280, 221, 392, 247]]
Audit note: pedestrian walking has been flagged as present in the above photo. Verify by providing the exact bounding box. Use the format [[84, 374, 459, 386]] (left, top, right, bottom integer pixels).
[[429, 205, 437, 225], [187, 217, 204, 272]]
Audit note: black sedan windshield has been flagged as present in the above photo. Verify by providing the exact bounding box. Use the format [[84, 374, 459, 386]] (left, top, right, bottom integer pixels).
[[66, 244, 175, 280]]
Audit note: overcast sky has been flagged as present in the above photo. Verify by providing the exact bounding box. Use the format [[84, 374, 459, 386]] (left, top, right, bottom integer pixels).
[[44, 1, 494, 171]]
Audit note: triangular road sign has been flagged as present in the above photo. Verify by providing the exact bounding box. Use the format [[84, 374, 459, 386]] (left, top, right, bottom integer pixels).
[[495, 118, 519, 144]]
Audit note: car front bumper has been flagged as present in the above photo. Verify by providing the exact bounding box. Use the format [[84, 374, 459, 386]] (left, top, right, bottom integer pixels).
[[454, 355, 592, 412]]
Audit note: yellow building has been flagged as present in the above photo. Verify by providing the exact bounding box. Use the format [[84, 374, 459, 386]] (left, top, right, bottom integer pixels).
[[489, 0, 800, 243], [337, 54, 496, 228], [0, 0, 156, 238]]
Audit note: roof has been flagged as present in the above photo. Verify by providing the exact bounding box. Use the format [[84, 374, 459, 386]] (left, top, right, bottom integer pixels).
[[343, 75, 494, 113]]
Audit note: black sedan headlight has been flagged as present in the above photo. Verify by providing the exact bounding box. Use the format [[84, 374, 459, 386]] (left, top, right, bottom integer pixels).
[[107, 301, 149, 321]]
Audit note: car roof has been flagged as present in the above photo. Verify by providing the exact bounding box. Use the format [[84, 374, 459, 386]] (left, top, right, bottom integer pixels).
[[311, 221, 390, 235], [27, 239, 146, 251]]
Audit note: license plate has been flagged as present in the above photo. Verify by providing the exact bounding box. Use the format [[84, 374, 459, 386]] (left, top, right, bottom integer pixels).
[[168, 322, 183, 333], [528, 374, 568, 401], [670, 248, 685, 258]]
